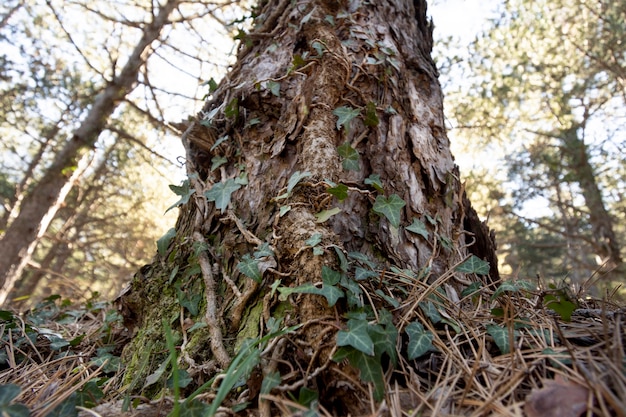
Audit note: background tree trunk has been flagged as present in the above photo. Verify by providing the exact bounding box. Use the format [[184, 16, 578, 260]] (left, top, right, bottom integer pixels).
[[120, 0, 498, 414], [0, 0, 180, 304]]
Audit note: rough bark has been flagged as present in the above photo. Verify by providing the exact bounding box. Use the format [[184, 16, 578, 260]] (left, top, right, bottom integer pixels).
[[120, 0, 498, 414], [0, 0, 180, 305], [560, 126, 622, 272]]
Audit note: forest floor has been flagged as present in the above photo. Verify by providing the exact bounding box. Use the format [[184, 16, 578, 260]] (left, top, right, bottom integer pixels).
[[0, 281, 624, 417]]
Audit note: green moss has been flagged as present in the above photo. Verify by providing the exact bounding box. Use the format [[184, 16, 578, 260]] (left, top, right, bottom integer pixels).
[[235, 299, 264, 351]]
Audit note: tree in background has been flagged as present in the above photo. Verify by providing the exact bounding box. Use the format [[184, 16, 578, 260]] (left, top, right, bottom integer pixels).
[[0, 0, 244, 305], [118, 0, 497, 414], [440, 0, 626, 291]]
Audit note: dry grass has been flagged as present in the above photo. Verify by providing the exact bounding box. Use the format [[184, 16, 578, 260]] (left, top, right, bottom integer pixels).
[[1, 278, 624, 416]]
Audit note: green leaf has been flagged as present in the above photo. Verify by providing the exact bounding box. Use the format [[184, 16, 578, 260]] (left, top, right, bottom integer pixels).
[[311, 40, 325, 56], [355, 267, 378, 281], [287, 171, 312, 194], [418, 300, 442, 324], [336, 319, 374, 356], [279, 205, 291, 217], [0, 384, 21, 404], [321, 266, 342, 286], [491, 280, 535, 300], [305, 233, 322, 247], [253, 242, 274, 258], [178, 290, 202, 316], [210, 135, 229, 151], [337, 142, 360, 171], [261, 371, 281, 395], [326, 183, 349, 201], [486, 324, 518, 355], [373, 194, 406, 228], [364, 101, 379, 127], [167, 369, 192, 389], [211, 156, 228, 171], [332, 106, 360, 131], [298, 387, 318, 407], [333, 246, 349, 272], [76, 380, 104, 408], [343, 348, 385, 401], [48, 335, 70, 350], [206, 77, 218, 93], [456, 255, 490, 275], [205, 179, 242, 212], [461, 281, 482, 299], [406, 321, 435, 360], [364, 174, 384, 192], [157, 228, 176, 256], [46, 393, 77, 417], [237, 254, 262, 283], [0, 403, 30, 417], [544, 294, 577, 322], [406, 218, 429, 239], [179, 399, 210, 417], [315, 207, 341, 223], [225, 97, 239, 119], [266, 80, 281, 97], [369, 322, 399, 366], [277, 283, 343, 307], [166, 180, 195, 212]]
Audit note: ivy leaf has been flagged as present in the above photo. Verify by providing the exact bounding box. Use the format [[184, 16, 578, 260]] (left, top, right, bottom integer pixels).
[[364, 174, 384, 192], [337, 142, 360, 171], [418, 300, 442, 324], [254, 242, 274, 258], [237, 254, 262, 283], [491, 280, 535, 300], [0, 384, 21, 405], [166, 180, 195, 212], [456, 255, 490, 275], [266, 80, 280, 97], [179, 399, 210, 417], [406, 321, 435, 360], [261, 371, 281, 395], [205, 77, 218, 93], [355, 267, 378, 281], [333, 106, 360, 131], [311, 40, 325, 56], [373, 194, 406, 228], [321, 266, 342, 286], [337, 319, 374, 356], [157, 228, 176, 256], [284, 171, 312, 196], [315, 207, 341, 223], [486, 324, 518, 355], [544, 294, 577, 322], [205, 179, 241, 212], [461, 281, 482, 299], [277, 283, 343, 307], [352, 350, 385, 401], [210, 135, 229, 151], [406, 218, 429, 239], [364, 101, 379, 127], [369, 322, 398, 366], [326, 183, 348, 201], [211, 156, 228, 171], [305, 233, 322, 247], [225, 97, 239, 119]]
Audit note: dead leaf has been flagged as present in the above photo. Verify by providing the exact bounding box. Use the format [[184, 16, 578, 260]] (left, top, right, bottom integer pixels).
[[524, 375, 589, 417]]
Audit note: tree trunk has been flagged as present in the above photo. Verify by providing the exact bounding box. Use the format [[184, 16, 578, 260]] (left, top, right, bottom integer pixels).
[[560, 125, 622, 273], [120, 0, 498, 414], [0, 0, 180, 304]]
